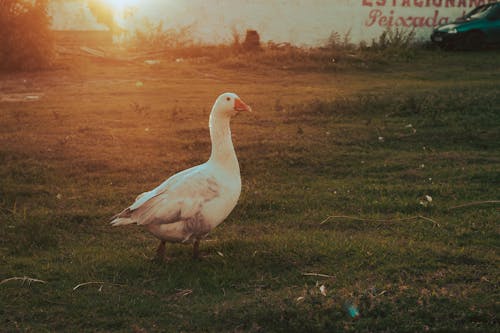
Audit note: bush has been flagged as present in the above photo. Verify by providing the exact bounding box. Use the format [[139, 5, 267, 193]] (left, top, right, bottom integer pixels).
[[371, 27, 417, 50], [0, 0, 54, 72], [126, 20, 195, 51], [364, 27, 418, 62], [325, 29, 355, 51]]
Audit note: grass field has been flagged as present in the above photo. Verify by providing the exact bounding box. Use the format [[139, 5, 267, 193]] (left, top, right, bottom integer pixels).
[[1, 48, 499, 332]]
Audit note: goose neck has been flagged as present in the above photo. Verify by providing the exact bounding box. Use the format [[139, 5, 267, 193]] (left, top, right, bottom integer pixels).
[[208, 113, 238, 170]]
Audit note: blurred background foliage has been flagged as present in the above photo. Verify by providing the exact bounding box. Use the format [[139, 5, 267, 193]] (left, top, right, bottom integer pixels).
[[0, 0, 54, 72]]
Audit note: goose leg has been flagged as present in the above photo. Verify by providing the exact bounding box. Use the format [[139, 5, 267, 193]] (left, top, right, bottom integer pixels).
[[192, 239, 200, 259], [154, 240, 166, 261]]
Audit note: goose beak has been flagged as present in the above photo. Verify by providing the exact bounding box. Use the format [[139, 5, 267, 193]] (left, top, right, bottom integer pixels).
[[234, 98, 252, 112]]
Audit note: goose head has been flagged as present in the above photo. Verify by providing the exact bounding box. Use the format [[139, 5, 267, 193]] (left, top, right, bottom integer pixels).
[[211, 92, 252, 118]]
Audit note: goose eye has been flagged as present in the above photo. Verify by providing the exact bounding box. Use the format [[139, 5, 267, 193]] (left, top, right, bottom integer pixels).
[[226, 97, 231, 101]]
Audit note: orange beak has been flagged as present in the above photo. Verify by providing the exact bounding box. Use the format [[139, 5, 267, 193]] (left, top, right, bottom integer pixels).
[[234, 98, 252, 112]]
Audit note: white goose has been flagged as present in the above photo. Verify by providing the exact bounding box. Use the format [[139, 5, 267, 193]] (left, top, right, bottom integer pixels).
[[111, 92, 252, 259]]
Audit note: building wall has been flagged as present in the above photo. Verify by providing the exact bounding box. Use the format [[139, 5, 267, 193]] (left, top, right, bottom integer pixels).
[[49, 0, 498, 45]]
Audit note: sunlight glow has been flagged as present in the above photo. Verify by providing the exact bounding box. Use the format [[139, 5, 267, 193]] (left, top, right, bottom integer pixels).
[[102, 0, 141, 12]]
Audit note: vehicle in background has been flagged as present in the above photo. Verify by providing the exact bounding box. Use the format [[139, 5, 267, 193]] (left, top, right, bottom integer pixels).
[[431, 2, 500, 50]]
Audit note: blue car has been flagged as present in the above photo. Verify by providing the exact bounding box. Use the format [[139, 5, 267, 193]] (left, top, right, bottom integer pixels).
[[431, 2, 500, 49]]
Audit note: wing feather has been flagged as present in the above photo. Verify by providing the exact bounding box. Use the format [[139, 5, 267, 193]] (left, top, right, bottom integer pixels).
[[128, 165, 199, 211], [111, 164, 220, 227]]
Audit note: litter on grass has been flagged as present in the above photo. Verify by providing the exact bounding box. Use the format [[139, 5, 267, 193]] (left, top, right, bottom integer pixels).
[[319, 285, 327, 296], [144, 60, 160, 65], [0, 93, 44, 102], [344, 302, 360, 319]]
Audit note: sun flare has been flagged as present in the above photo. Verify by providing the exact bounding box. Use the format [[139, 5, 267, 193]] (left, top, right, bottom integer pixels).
[[102, 0, 140, 11]]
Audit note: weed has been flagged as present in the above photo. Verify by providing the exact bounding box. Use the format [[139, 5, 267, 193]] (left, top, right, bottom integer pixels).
[[0, 205, 60, 254], [129, 102, 150, 116]]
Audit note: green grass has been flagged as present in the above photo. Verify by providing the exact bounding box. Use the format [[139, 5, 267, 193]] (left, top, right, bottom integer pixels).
[[1, 49, 499, 332]]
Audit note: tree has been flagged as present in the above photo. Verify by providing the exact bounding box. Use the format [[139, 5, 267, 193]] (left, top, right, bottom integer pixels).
[[0, 0, 54, 71]]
